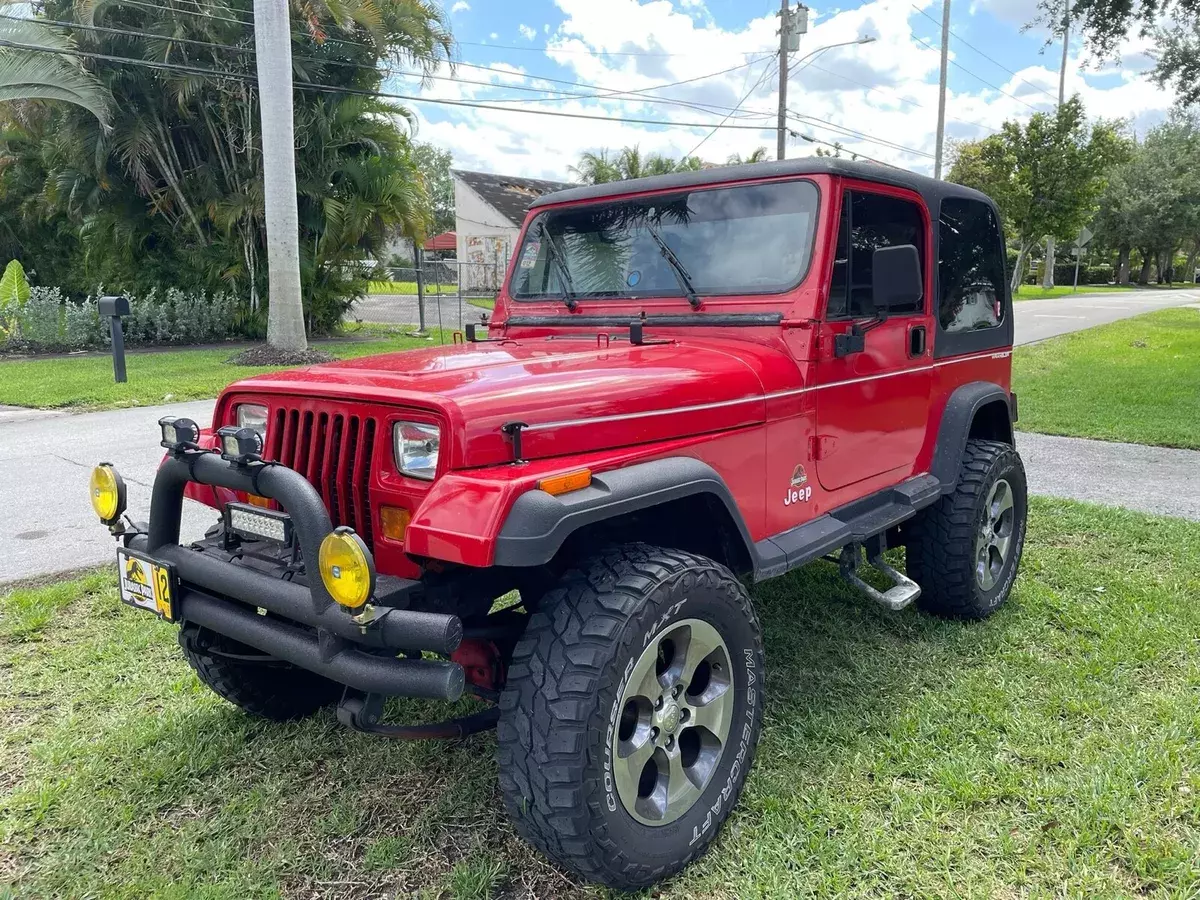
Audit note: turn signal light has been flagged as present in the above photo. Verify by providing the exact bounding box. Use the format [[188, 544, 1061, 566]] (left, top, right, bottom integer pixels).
[[380, 506, 411, 542], [537, 469, 592, 496]]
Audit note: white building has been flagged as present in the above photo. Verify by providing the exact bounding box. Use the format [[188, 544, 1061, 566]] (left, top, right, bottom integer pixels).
[[452, 170, 573, 292]]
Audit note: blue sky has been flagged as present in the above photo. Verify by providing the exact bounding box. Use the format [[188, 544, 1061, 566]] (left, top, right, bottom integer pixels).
[[388, 0, 1173, 180]]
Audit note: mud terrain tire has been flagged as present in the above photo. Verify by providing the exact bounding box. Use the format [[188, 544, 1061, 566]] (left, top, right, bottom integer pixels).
[[496, 544, 765, 889]]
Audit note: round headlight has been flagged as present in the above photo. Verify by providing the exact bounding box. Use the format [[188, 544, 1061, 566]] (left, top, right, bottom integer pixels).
[[89, 463, 126, 523], [318, 527, 375, 609]]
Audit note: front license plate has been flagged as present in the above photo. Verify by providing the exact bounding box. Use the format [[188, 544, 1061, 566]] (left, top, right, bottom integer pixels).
[[117, 548, 177, 622]]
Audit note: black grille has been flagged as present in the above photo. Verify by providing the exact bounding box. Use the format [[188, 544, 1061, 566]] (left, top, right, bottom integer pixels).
[[267, 406, 378, 549]]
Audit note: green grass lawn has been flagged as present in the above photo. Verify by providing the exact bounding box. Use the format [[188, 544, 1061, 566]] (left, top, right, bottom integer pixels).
[[4, 498, 1200, 898], [0, 326, 444, 411], [1013, 283, 1195, 301], [1013, 307, 1200, 449]]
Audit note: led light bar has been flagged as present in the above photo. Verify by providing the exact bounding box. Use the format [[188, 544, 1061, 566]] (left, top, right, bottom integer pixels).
[[224, 501, 293, 545]]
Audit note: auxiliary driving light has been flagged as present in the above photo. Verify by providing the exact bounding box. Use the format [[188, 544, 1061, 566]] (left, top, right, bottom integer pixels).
[[224, 501, 293, 545], [319, 527, 375, 609], [159, 415, 201, 450], [216, 425, 265, 463], [89, 463, 126, 524]]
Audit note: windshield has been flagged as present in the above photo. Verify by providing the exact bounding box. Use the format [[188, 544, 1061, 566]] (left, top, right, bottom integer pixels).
[[509, 179, 820, 301]]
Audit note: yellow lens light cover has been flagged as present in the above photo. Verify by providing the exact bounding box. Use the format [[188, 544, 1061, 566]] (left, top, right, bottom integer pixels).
[[89, 463, 126, 523], [318, 527, 375, 609], [537, 469, 592, 497]]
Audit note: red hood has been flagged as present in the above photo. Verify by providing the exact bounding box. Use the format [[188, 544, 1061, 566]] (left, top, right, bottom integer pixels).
[[227, 337, 791, 467]]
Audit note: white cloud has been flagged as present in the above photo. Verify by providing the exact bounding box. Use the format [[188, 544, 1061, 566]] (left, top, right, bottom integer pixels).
[[450, 0, 469, 13], [518, 24, 537, 40], [407, 0, 1175, 180], [489, 32, 498, 40]]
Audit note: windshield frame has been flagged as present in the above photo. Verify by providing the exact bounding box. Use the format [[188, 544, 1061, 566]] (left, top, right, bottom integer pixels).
[[506, 176, 823, 303]]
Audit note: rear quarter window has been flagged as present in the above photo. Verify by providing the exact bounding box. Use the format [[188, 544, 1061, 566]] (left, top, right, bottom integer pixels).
[[938, 198, 1007, 333]]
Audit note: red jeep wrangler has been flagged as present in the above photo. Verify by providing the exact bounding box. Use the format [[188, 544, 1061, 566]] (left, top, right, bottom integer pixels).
[[90, 158, 1025, 889]]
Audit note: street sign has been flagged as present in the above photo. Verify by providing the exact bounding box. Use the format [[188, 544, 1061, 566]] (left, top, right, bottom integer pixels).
[[1075, 226, 1093, 248]]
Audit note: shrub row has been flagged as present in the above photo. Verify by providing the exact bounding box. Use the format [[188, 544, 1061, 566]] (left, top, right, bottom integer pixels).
[[2, 288, 241, 353]]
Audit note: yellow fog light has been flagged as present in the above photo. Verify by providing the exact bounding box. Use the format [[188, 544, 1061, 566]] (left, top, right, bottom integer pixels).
[[89, 463, 126, 524], [319, 527, 375, 609]]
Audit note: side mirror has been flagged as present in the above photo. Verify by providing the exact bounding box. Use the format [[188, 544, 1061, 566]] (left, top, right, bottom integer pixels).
[[871, 244, 922, 313]]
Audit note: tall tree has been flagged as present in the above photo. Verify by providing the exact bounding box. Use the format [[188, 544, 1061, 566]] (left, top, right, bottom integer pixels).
[[411, 142, 454, 234], [0, 17, 110, 125], [947, 97, 1128, 293], [727, 147, 770, 164], [1039, 0, 1200, 104], [570, 145, 702, 184], [0, 0, 451, 336]]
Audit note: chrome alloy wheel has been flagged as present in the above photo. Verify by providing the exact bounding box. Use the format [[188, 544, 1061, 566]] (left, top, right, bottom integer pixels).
[[975, 477, 1016, 590], [611, 618, 734, 826]]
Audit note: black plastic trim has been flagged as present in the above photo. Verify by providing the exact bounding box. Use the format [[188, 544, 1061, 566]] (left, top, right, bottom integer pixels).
[[930, 381, 1014, 491], [493, 457, 759, 569]]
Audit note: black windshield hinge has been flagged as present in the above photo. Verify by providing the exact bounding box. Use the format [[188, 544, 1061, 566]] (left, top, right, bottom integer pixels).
[[629, 319, 670, 347], [501, 421, 528, 462]]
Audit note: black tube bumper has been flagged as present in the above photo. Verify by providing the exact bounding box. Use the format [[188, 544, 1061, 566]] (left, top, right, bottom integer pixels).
[[132, 449, 464, 702]]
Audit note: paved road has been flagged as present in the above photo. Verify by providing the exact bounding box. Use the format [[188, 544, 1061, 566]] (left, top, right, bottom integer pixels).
[[347, 293, 487, 330], [1013, 287, 1199, 345], [0, 400, 219, 584]]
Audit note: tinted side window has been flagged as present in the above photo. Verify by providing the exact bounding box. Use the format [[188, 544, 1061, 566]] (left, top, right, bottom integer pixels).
[[826, 190, 925, 318], [938, 198, 1006, 333]]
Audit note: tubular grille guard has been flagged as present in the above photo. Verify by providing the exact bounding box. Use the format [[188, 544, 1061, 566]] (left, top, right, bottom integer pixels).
[[268, 406, 378, 550]]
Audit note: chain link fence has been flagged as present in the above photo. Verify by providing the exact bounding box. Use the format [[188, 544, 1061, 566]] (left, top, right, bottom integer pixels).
[[355, 257, 511, 333]]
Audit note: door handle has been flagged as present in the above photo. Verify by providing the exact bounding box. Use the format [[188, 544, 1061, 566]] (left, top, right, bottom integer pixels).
[[908, 325, 927, 357]]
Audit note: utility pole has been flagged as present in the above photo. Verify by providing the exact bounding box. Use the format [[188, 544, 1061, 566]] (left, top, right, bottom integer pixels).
[[932, 0, 951, 179], [254, 0, 307, 352], [1057, 1, 1069, 105], [776, 0, 806, 161]]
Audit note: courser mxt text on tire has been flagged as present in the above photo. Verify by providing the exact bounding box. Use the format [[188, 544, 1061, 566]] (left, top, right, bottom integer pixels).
[[906, 438, 1028, 619], [496, 544, 765, 889]]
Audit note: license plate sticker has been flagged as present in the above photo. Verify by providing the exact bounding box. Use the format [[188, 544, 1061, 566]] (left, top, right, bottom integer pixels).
[[117, 548, 176, 622]]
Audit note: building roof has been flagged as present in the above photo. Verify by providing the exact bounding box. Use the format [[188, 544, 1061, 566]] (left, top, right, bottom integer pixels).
[[452, 169, 576, 226], [527, 157, 995, 215], [423, 230, 457, 252]]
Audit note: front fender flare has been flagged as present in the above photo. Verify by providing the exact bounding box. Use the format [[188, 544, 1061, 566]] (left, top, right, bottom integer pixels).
[[492, 457, 757, 569]]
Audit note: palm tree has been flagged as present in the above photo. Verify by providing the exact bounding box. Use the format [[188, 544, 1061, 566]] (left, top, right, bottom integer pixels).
[[0, 17, 110, 125], [569, 149, 620, 184], [727, 147, 769, 165], [571, 146, 705, 184]]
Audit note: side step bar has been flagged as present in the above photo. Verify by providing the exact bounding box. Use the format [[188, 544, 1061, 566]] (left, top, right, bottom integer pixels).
[[838, 541, 921, 611]]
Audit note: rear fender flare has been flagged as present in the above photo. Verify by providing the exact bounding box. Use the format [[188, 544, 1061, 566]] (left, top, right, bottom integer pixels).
[[930, 381, 1015, 492], [492, 457, 757, 569]]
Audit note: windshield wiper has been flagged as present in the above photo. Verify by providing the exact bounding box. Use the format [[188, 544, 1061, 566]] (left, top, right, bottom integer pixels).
[[643, 222, 701, 309], [537, 221, 577, 311]]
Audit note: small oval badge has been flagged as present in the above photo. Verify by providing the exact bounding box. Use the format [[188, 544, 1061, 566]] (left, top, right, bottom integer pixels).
[[627, 270, 641, 286]]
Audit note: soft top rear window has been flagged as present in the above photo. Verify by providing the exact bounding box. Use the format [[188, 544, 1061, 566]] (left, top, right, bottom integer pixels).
[[509, 179, 820, 301]]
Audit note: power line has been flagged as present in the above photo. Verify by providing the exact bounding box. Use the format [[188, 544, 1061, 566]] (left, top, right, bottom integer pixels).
[[786, 108, 935, 158], [910, 32, 1041, 111], [909, 4, 1059, 103], [685, 55, 779, 158], [0, 36, 787, 133]]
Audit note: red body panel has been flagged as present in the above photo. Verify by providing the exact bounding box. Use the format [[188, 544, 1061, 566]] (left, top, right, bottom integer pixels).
[[196, 171, 1012, 574]]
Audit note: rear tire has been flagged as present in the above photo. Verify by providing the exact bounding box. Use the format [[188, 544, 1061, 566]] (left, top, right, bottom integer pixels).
[[906, 438, 1028, 619], [496, 544, 765, 889], [179, 626, 342, 721]]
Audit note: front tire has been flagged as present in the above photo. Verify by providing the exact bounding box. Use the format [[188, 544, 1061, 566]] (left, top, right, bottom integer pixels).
[[906, 438, 1028, 619], [179, 626, 342, 721], [496, 545, 765, 889]]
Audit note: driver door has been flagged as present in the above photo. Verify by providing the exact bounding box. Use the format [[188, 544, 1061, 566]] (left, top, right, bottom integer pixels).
[[813, 187, 933, 492]]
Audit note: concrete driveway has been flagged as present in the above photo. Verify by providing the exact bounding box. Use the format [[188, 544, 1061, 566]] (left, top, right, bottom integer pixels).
[[1013, 287, 1199, 344]]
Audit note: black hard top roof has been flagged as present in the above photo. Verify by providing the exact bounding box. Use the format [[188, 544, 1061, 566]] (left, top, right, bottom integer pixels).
[[527, 157, 994, 213]]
